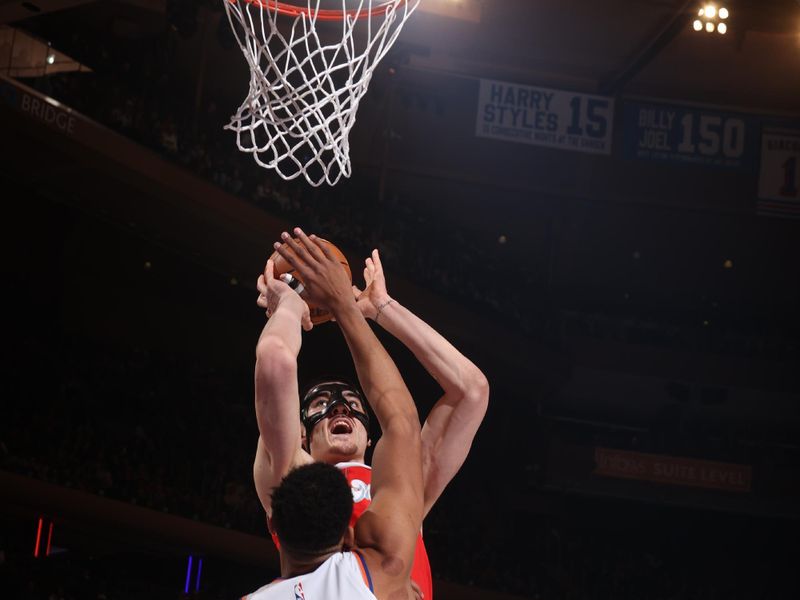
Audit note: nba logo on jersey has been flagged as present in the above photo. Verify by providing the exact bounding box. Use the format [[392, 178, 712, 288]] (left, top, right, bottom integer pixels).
[[293, 582, 305, 600]]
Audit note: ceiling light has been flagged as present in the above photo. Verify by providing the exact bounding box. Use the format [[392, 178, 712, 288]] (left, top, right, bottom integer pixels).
[[46, 53, 55, 65], [693, 3, 728, 34]]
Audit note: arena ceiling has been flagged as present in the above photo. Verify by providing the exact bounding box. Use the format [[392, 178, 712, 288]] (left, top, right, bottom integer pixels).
[[2, 0, 798, 112]]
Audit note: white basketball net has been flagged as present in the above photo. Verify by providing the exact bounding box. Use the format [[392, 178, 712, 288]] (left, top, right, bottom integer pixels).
[[223, 0, 420, 186]]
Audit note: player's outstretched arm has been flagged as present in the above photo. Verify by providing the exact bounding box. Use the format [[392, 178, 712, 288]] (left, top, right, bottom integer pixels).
[[274, 230, 423, 599], [252, 259, 313, 516], [353, 249, 489, 516]]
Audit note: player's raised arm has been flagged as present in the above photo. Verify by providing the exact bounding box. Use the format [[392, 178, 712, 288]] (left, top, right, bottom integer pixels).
[[252, 258, 314, 516], [353, 249, 489, 516], [274, 229, 424, 599]]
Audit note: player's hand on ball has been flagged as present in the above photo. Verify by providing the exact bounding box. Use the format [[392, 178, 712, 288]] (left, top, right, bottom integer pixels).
[[256, 258, 313, 331], [273, 228, 354, 315], [352, 249, 392, 321]]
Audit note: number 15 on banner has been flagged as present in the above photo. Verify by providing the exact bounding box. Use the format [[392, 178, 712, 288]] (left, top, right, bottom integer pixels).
[[759, 132, 800, 202]]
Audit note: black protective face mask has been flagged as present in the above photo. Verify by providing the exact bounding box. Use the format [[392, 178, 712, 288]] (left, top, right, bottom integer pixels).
[[300, 382, 370, 451]]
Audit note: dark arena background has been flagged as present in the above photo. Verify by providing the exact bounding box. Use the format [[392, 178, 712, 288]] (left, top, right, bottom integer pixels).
[[1, 1, 799, 598]]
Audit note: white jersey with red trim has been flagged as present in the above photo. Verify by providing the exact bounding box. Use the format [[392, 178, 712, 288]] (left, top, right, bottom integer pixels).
[[243, 552, 376, 600]]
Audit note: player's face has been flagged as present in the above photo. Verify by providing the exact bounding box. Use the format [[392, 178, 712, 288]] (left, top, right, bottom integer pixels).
[[306, 390, 369, 462]]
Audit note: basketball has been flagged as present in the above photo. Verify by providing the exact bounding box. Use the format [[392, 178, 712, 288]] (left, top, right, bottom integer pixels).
[[269, 238, 351, 325]]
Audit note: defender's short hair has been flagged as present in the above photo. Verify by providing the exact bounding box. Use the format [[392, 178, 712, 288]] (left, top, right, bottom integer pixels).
[[271, 463, 353, 553]]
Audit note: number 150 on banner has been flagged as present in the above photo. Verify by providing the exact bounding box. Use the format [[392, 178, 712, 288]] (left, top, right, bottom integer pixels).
[[623, 101, 755, 169], [475, 79, 614, 155]]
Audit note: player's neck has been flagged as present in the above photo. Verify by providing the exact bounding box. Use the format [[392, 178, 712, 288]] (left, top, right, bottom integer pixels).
[[314, 449, 366, 465]]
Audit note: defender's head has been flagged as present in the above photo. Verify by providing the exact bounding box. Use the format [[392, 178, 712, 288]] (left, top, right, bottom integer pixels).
[[300, 380, 371, 463], [270, 462, 354, 555]]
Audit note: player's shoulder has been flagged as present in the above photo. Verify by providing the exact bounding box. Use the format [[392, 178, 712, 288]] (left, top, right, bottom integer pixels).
[[241, 577, 285, 599], [352, 545, 411, 600], [243, 553, 376, 600]]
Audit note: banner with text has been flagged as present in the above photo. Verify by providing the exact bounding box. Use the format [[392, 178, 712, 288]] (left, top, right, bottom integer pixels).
[[594, 447, 752, 493], [0, 77, 80, 137], [623, 100, 756, 169], [757, 129, 800, 219], [476, 79, 614, 155]]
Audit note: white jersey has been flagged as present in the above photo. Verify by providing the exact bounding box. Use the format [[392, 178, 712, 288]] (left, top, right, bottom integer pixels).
[[243, 551, 376, 600]]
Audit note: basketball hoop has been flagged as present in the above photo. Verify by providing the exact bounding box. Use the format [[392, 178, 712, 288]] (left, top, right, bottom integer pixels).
[[222, 0, 420, 186]]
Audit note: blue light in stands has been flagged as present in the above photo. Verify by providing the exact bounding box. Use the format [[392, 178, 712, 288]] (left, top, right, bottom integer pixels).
[[185, 555, 193, 594], [195, 557, 203, 592]]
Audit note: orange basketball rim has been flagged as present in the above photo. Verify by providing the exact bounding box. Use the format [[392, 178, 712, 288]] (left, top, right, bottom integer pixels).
[[229, 0, 408, 21]]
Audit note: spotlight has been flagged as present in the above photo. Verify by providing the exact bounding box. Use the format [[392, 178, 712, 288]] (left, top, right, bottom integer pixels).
[[694, 3, 728, 34], [46, 53, 55, 65]]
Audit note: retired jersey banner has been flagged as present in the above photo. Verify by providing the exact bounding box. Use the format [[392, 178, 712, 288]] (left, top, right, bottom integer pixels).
[[475, 79, 614, 155], [594, 447, 752, 493], [757, 130, 800, 219], [623, 100, 756, 169]]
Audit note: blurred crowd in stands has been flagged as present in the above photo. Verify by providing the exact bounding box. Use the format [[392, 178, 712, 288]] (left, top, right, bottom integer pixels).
[[2, 14, 798, 600], [0, 544, 257, 599], [3, 332, 798, 599], [2, 472, 796, 600], [3, 335, 263, 535], [1, 551, 171, 600], [426, 500, 797, 600], [16, 22, 797, 363]]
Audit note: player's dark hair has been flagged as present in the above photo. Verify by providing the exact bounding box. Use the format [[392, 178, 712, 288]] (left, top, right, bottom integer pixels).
[[271, 463, 353, 554]]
